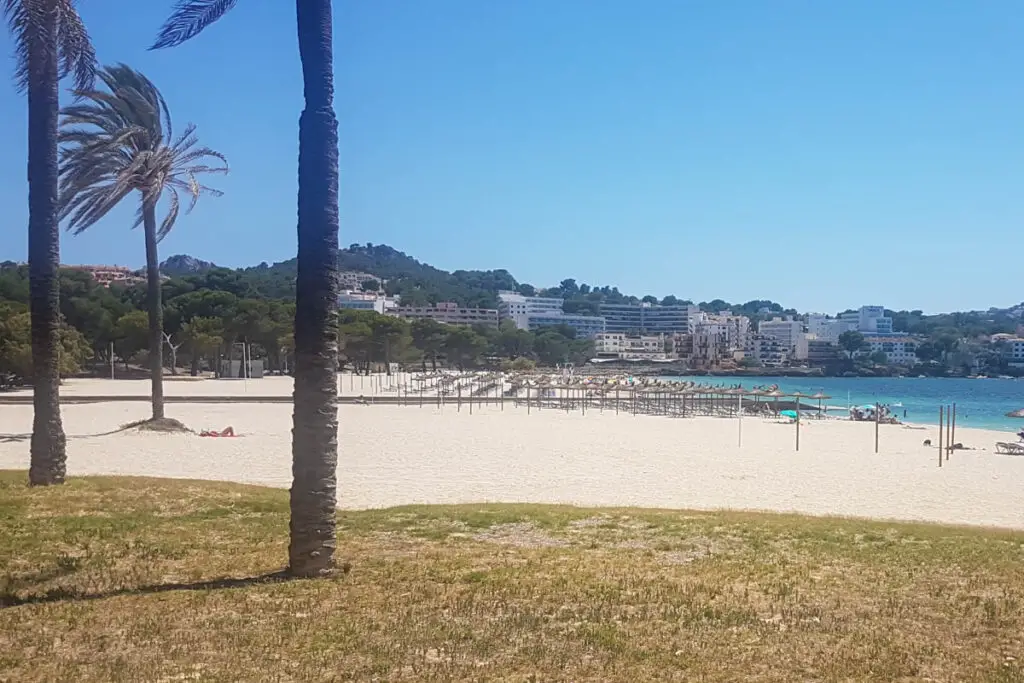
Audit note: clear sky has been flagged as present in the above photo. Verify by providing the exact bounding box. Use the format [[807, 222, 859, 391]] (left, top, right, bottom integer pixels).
[[1, 1, 1022, 314]]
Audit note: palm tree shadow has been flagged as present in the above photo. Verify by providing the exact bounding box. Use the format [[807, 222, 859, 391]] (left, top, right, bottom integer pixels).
[[0, 571, 294, 609], [0, 434, 29, 443]]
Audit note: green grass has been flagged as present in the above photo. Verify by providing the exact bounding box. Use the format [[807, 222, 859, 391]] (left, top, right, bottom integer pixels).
[[1, 470, 1023, 682]]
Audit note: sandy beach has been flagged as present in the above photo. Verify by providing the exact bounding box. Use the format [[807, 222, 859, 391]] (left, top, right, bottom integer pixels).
[[2, 378, 1023, 529]]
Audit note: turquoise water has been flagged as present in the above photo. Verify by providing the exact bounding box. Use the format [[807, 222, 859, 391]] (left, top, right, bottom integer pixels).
[[662, 376, 1024, 433]]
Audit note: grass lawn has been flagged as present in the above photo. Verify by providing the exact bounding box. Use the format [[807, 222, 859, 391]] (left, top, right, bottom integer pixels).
[[1, 470, 1023, 682]]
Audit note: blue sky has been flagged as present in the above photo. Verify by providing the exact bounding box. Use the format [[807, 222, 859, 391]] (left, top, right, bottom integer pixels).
[[1, 1, 1022, 314]]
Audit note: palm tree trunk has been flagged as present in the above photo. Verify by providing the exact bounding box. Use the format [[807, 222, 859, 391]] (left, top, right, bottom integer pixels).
[[289, 0, 340, 577], [142, 200, 165, 420], [27, 4, 67, 486]]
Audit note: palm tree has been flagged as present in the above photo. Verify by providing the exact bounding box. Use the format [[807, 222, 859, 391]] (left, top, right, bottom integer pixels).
[[58, 64, 227, 421], [3, 0, 96, 486], [153, 1, 342, 578]]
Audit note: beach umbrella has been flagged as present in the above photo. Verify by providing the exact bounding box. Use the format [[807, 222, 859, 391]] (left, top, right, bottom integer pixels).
[[765, 389, 785, 415], [810, 391, 830, 418]]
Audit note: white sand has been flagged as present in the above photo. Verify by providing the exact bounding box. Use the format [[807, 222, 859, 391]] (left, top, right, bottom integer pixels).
[[1, 396, 1022, 529]]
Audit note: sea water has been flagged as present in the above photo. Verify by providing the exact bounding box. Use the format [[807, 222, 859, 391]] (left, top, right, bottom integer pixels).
[[662, 376, 1024, 433]]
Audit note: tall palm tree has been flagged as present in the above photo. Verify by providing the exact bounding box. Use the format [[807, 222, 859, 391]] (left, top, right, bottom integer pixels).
[[3, 0, 95, 486], [152, 0, 341, 578], [58, 64, 227, 421]]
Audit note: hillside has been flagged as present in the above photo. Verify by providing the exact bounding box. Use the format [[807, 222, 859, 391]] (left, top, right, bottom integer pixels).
[[160, 254, 217, 275]]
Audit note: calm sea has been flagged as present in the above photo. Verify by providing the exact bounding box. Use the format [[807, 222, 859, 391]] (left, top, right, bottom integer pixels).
[[662, 376, 1024, 433]]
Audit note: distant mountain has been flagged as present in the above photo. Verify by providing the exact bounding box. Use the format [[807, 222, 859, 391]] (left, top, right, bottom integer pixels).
[[160, 254, 217, 275]]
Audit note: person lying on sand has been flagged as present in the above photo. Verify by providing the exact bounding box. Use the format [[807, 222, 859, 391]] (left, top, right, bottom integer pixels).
[[200, 426, 236, 437]]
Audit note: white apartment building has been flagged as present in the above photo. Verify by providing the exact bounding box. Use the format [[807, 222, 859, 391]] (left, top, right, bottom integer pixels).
[[338, 291, 397, 314], [393, 302, 499, 329], [497, 291, 563, 328], [593, 333, 669, 360], [497, 291, 606, 338], [758, 317, 803, 352], [809, 306, 895, 342], [858, 336, 918, 365], [599, 302, 699, 334], [1009, 339, 1024, 366], [695, 313, 751, 351], [749, 334, 789, 366]]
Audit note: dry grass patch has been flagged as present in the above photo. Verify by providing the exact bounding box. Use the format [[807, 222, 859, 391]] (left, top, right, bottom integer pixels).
[[0, 470, 1023, 682]]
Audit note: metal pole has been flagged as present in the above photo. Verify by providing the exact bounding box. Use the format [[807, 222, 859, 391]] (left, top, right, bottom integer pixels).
[[796, 401, 801, 451], [938, 406, 944, 467], [110, 341, 115, 379]]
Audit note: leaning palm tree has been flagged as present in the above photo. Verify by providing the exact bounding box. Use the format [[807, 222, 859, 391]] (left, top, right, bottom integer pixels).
[[3, 0, 96, 486], [58, 64, 227, 421], [153, 1, 341, 578]]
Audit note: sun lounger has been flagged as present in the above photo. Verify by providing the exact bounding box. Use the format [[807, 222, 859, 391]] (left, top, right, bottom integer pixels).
[[994, 442, 1024, 455]]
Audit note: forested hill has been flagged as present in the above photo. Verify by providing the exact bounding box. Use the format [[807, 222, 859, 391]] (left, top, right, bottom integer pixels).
[[170, 242, 783, 315]]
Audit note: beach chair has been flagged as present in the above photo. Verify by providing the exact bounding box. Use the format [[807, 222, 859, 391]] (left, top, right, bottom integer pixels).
[[994, 442, 1024, 455]]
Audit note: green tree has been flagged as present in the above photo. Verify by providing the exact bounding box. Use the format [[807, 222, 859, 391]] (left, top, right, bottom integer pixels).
[[371, 316, 412, 374], [154, 0, 342, 577], [868, 350, 888, 366], [496, 320, 533, 360], [0, 309, 90, 383], [180, 317, 223, 376], [445, 327, 487, 369], [113, 310, 150, 369], [4, 0, 95, 485], [410, 318, 447, 371], [838, 331, 866, 360], [58, 64, 227, 421]]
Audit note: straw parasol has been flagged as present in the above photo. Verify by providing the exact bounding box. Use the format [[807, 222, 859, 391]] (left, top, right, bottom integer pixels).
[[765, 389, 785, 415], [810, 391, 831, 418]]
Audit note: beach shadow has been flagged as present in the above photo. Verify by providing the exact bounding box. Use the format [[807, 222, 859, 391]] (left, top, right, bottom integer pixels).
[[0, 434, 28, 443], [0, 571, 294, 609]]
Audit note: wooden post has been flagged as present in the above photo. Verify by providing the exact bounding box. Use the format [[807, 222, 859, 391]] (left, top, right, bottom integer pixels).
[[945, 404, 952, 460], [938, 406, 944, 467], [950, 402, 956, 451], [796, 402, 801, 451], [874, 402, 879, 454], [616, 388, 620, 415], [527, 386, 531, 415]]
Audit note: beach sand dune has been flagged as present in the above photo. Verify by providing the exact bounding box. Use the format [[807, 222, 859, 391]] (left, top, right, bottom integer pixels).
[[1, 400, 1022, 529]]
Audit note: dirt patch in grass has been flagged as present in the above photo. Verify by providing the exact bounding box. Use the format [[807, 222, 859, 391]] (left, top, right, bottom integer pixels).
[[1, 470, 1023, 682]]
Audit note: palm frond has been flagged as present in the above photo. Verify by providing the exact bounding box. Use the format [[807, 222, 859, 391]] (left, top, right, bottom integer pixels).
[[3, 0, 96, 92], [151, 0, 239, 50], [58, 62, 228, 241], [56, 0, 96, 92]]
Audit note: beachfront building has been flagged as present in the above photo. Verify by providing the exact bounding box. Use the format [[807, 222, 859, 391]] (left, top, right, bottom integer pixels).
[[749, 334, 789, 367], [1002, 338, 1024, 367], [526, 312, 607, 338], [593, 333, 670, 360], [599, 302, 699, 335], [692, 328, 727, 366], [806, 339, 840, 365], [758, 317, 803, 353], [65, 264, 144, 287], [694, 312, 751, 352], [856, 336, 918, 365], [338, 292, 397, 314], [809, 306, 895, 342], [393, 302, 500, 329], [497, 291, 606, 338]]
